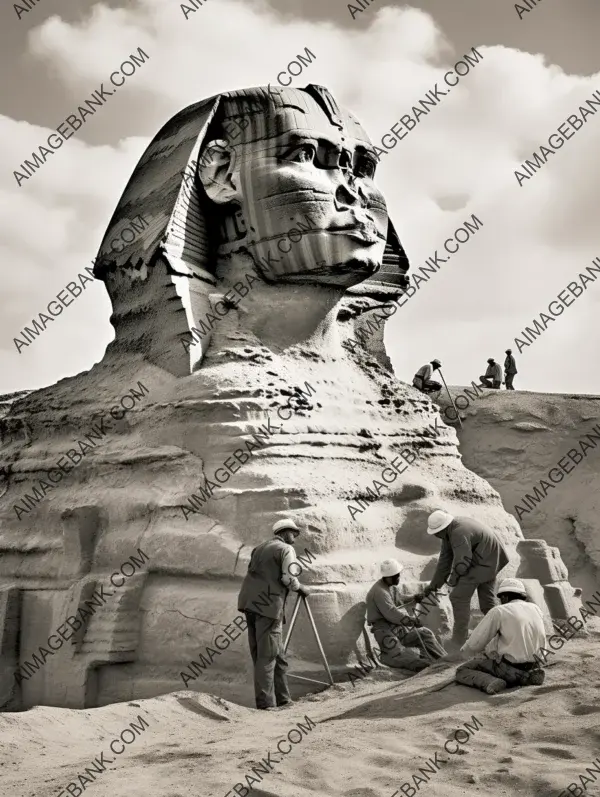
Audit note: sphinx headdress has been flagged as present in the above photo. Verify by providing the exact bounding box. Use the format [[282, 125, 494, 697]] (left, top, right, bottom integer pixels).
[[93, 85, 410, 374]]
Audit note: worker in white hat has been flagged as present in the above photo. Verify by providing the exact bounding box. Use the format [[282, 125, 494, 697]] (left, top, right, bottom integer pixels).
[[238, 518, 311, 710], [454, 578, 546, 694], [415, 510, 510, 651], [412, 359, 443, 394], [365, 558, 446, 672]]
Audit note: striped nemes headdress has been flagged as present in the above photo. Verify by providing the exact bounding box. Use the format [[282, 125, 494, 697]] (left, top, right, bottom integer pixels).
[[93, 84, 410, 292]]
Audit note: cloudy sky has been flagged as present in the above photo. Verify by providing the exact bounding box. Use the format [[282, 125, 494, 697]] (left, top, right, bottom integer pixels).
[[2, 0, 599, 395]]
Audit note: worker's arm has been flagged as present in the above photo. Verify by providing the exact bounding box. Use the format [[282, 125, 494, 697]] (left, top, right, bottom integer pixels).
[[374, 587, 413, 626], [280, 546, 301, 592], [428, 537, 454, 591], [461, 607, 502, 656]]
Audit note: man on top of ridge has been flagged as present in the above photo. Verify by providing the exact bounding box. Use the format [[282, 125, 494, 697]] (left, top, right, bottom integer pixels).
[[413, 359, 442, 394], [480, 357, 502, 389]]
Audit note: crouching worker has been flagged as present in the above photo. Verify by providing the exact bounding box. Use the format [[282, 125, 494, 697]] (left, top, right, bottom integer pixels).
[[366, 559, 446, 672], [455, 578, 546, 695]]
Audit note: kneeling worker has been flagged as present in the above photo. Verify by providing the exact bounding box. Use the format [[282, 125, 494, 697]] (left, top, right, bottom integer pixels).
[[413, 359, 442, 394], [238, 518, 310, 710], [455, 578, 546, 694], [480, 358, 502, 389], [366, 559, 446, 672]]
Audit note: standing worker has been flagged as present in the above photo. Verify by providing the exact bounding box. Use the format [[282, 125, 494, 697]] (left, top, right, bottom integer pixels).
[[415, 511, 510, 651], [504, 349, 517, 390], [413, 359, 442, 394], [366, 559, 446, 672], [480, 358, 502, 389], [455, 579, 546, 694], [237, 518, 310, 710]]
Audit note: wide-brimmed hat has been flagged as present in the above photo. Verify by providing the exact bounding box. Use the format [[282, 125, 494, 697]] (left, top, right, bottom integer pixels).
[[273, 518, 300, 534], [497, 578, 527, 597], [427, 510, 454, 535], [380, 559, 403, 577]]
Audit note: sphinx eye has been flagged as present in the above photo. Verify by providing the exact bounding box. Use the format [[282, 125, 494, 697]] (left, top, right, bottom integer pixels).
[[288, 143, 317, 164], [355, 154, 377, 179]]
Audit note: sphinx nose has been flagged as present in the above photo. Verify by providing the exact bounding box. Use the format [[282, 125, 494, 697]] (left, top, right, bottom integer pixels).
[[335, 173, 367, 209]]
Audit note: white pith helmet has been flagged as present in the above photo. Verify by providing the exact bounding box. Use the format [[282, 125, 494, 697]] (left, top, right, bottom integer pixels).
[[380, 559, 403, 577], [497, 578, 527, 597], [427, 510, 454, 535], [273, 518, 300, 534]]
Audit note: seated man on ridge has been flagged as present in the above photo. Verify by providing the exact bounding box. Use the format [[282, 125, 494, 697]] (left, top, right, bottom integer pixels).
[[412, 359, 442, 394], [455, 578, 546, 695], [366, 559, 446, 672], [480, 357, 502, 389]]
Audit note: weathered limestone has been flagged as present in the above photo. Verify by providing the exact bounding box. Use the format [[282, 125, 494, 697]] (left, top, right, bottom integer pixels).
[[443, 390, 600, 599], [0, 85, 582, 709], [517, 540, 585, 634]]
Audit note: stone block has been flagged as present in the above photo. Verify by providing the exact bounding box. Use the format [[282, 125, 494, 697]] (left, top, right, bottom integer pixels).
[[544, 583, 586, 634], [516, 539, 568, 583]]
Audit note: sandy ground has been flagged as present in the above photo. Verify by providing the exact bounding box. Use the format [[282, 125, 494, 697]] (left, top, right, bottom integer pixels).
[[2, 636, 599, 797]]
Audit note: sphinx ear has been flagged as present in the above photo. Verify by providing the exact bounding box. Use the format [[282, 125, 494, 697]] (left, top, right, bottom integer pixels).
[[197, 139, 241, 204]]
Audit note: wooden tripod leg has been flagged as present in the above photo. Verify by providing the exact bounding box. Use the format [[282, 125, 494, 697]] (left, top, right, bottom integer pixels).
[[303, 598, 334, 686], [283, 593, 302, 653]]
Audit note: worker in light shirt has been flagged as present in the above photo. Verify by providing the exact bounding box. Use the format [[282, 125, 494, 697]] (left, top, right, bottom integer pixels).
[[454, 578, 547, 694]]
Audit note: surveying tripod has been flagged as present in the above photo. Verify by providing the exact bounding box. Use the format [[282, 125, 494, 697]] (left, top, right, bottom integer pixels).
[[283, 593, 334, 688]]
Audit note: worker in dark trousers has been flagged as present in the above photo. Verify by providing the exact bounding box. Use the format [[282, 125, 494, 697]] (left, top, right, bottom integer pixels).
[[366, 559, 446, 672], [480, 358, 502, 389], [238, 518, 309, 710], [504, 349, 517, 390], [415, 511, 509, 651], [413, 359, 442, 394]]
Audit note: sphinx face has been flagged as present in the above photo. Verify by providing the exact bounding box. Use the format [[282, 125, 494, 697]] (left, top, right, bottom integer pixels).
[[221, 92, 388, 287]]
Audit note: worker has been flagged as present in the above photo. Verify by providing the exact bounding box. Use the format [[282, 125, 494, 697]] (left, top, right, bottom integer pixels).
[[504, 349, 517, 390], [479, 358, 502, 389], [366, 559, 446, 672], [455, 578, 546, 694], [414, 511, 509, 651], [413, 359, 442, 394], [237, 518, 310, 710]]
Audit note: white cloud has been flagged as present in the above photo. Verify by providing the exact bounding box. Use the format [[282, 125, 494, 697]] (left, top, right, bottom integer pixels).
[[2, 0, 599, 394]]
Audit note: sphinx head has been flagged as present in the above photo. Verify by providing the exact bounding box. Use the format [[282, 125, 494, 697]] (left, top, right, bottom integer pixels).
[[196, 84, 387, 287], [93, 85, 409, 374]]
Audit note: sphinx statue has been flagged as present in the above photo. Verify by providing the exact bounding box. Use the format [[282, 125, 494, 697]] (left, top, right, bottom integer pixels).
[[0, 85, 582, 710]]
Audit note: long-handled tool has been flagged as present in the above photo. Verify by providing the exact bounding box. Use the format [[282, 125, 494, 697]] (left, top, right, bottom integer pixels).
[[407, 604, 435, 663], [283, 593, 334, 688], [437, 367, 462, 428]]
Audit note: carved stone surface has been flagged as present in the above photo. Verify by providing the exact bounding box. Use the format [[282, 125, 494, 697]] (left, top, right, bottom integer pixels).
[[0, 85, 581, 708]]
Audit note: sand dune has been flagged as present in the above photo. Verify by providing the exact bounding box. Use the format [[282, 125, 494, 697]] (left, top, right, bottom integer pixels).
[[3, 635, 599, 797]]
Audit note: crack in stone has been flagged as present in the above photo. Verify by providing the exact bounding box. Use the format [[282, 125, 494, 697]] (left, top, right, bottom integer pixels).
[[141, 608, 218, 626]]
